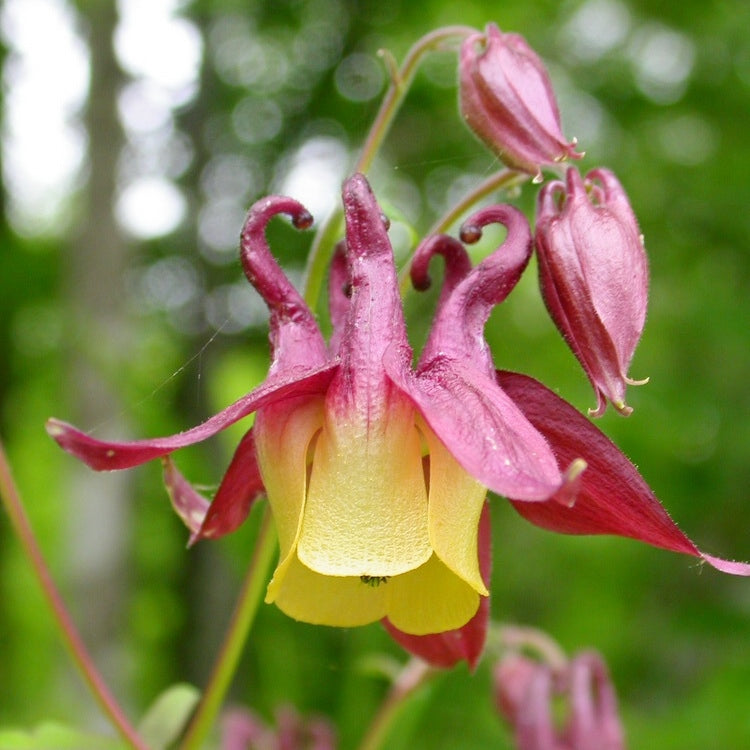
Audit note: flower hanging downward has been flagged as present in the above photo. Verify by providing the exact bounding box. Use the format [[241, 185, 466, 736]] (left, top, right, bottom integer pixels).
[[47, 173, 750, 669], [47, 174, 565, 640]]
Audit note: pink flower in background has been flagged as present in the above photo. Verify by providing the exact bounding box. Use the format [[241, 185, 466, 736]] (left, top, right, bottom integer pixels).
[[222, 705, 336, 750], [535, 167, 649, 416], [494, 649, 625, 750], [460, 23, 582, 177]]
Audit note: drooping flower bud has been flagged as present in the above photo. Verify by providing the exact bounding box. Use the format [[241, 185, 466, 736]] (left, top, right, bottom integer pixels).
[[535, 167, 649, 417], [459, 24, 582, 178]]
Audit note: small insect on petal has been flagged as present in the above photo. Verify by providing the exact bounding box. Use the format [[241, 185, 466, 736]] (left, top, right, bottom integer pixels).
[[360, 575, 390, 587]]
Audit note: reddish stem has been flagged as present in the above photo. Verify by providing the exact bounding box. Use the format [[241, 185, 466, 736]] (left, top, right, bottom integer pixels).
[[0, 439, 148, 750]]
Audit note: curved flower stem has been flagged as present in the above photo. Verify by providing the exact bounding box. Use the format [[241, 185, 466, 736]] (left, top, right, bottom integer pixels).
[[398, 168, 529, 294], [486, 623, 568, 672], [498, 625, 568, 670], [356, 658, 436, 750], [179, 506, 277, 750], [356, 25, 476, 175], [302, 25, 476, 311], [302, 206, 344, 308], [0, 439, 148, 750]]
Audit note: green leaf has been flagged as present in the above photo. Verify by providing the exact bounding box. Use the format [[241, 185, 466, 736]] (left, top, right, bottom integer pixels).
[[0, 722, 127, 749], [137, 683, 201, 750]]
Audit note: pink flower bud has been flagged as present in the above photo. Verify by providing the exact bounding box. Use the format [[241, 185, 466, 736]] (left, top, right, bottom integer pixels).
[[459, 24, 582, 177], [535, 167, 649, 416]]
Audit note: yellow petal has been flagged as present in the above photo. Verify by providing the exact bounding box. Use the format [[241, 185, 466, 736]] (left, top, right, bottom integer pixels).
[[385, 554, 480, 635], [421, 419, 489, 596], [272, 554, 388, 627], [254, 397, 324, 603], [271, 553, 478, 633], [298, 395, 431, 577]]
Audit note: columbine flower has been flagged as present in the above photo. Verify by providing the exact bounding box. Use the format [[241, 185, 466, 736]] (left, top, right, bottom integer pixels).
[[459, 23, 582, 178], [46, 174, 565, 642], [47, 174, 749, 669], [221, 705, 336, 750], [494, 649, 625, 750], [535, 167, 649, 416]]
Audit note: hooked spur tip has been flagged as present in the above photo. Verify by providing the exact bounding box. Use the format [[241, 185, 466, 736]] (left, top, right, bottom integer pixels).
[[459, 223, 483, 244], [292, 210, 314, 230], [411, 272, 432, 292]]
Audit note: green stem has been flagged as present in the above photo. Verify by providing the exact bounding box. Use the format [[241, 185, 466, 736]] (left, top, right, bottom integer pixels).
[[302, 207, 343, 308], [0, 439, 148, 750], [496, 624, 568, 670], [355, 25, 475, 175], [179, 507, 277, 750], [356, 659, 435, 750], [398, 168, 529, 294], [302, 25, 475, 310]]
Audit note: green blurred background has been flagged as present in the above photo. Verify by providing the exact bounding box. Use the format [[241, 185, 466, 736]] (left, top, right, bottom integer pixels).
[[1, 0, 749, 747]]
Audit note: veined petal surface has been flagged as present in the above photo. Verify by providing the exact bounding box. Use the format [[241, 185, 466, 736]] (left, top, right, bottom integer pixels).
[[298, 393, 432, 577], [257, 397, 325, 602]]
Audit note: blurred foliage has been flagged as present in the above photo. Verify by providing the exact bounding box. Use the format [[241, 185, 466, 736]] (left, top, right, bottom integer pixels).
[[0, 0, 749, 747]]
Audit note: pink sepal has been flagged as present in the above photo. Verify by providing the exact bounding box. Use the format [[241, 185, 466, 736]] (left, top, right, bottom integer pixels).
[[390, 355, 561, 501], [162, 428, 265, 544], [191, 428, 265, 543], [498, 371, 750, 576], [162, 456, 209, 534], [46, 364, 335, 471]]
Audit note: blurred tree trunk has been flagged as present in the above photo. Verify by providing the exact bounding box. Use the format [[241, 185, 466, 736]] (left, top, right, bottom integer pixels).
[[66, 0, 132, 707]]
